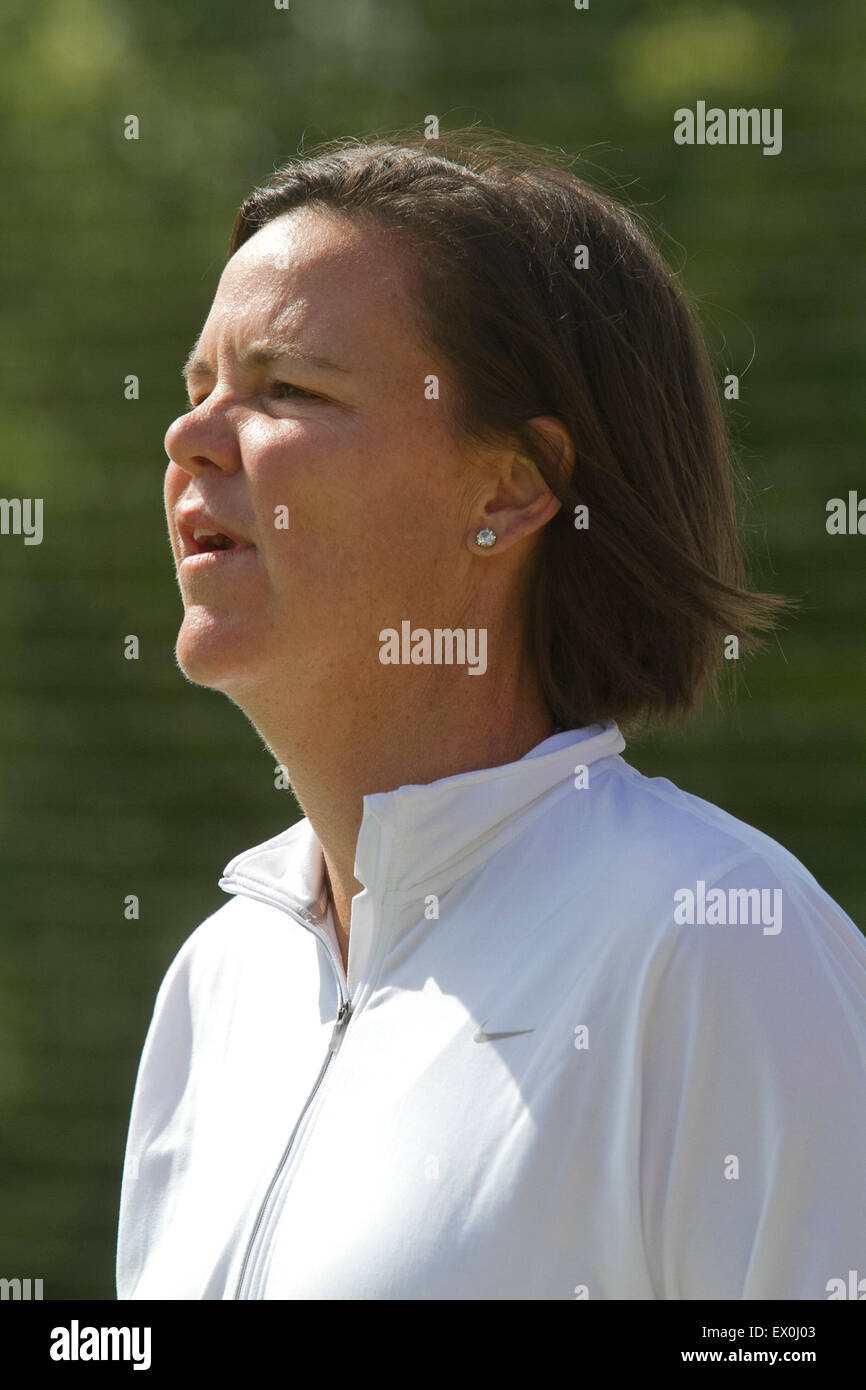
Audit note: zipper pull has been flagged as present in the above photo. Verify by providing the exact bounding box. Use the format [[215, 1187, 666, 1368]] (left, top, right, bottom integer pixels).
[[327, 999, 352, 1054]]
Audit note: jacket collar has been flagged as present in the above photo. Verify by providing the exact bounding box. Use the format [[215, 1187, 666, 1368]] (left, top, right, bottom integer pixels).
[[219, 719, 625, 921]]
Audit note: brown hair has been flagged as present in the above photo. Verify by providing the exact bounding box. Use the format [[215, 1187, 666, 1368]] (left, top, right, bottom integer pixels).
[[228, 128, 788, 736]]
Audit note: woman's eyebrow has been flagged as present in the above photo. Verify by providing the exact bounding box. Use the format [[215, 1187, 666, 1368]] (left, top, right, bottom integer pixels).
[[181, 338, 351, 381]]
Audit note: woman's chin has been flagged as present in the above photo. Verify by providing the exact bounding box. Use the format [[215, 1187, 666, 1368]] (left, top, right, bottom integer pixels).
[[174, 617, 262, 692]]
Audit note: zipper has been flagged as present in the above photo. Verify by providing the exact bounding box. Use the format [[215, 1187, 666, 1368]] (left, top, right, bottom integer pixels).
[[220, 878, 353, 1300]]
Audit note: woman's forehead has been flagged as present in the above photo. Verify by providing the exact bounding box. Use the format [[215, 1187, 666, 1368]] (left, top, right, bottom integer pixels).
[[229, 205, 404, 287], [208, 213, 425, 359]]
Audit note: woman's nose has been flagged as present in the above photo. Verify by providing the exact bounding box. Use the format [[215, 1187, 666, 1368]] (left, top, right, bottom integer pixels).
[[163, 401, 241, 477]]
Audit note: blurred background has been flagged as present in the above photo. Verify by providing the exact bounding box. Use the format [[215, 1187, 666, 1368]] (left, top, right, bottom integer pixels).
[[0, 0, 863, 1298]]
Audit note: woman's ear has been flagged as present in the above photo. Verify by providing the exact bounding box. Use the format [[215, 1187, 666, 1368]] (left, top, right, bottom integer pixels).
[[467, 416, 573, 555]]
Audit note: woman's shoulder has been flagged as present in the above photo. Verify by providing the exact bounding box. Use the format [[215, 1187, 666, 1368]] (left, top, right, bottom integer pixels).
[[564, 753, 846, 911], [523, 752, 866, 988]]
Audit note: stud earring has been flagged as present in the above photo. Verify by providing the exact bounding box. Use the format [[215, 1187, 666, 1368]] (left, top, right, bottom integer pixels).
[[475, 527, 497, 548]]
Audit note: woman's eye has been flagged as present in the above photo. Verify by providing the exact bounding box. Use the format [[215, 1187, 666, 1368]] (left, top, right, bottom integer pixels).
[[182, 381, 318, 412], [271, 380, 316, 400]]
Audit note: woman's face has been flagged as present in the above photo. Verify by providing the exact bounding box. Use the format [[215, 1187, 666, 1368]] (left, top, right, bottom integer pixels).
[[164, 206, 482, 703]]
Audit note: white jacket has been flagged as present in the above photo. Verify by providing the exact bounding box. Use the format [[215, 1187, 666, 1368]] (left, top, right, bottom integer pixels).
[[116, 720, 866, 1299]]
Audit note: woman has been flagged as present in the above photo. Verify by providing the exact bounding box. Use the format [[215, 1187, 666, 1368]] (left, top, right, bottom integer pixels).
[[116, 130, 866, 1300]]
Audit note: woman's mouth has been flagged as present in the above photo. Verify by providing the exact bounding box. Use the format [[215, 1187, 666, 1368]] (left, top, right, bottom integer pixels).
[[177, 520, 257, 571], [192, 527, 236, 552]]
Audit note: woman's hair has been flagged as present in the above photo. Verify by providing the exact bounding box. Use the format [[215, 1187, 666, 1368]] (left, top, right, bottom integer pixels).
[[228, 128, 788, 736]]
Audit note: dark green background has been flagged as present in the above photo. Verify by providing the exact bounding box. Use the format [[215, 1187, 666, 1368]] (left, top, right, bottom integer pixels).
[[1, 0, 863, 1298]]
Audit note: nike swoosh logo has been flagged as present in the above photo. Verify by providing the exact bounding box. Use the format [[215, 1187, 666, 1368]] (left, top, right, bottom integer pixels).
[[473, 1023, 535, 1043]]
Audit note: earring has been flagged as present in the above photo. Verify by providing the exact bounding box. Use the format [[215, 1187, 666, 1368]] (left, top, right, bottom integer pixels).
[[475, 527, 497, 548]]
